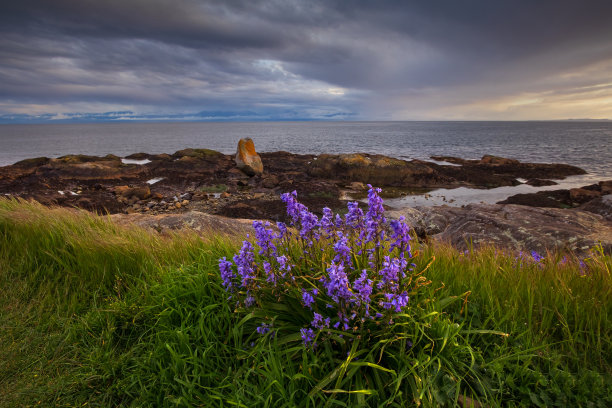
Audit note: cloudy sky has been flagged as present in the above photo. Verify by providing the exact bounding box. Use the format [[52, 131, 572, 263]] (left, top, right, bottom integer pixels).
[[1, 0, 611, 122]]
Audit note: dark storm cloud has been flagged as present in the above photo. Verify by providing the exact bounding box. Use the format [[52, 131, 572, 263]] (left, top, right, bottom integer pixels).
[[0, 0, 611, 120]]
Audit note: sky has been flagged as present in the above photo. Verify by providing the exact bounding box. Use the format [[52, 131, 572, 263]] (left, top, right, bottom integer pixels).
[[1, 0, 611, 122]]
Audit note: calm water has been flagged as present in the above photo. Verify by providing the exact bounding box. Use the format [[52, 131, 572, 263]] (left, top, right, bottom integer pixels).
[[1, 121, 610, 204]]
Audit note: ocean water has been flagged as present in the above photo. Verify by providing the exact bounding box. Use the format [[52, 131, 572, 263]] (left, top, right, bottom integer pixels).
[[1, 121, 610, 205]]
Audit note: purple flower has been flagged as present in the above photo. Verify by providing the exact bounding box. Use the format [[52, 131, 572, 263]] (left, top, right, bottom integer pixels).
[[334, 214, 344, 229], [362, 185, 386, 245], [389, 217, 412, 257], [311, 312, 331, 329], [256, 323, 271, 335], [320, 207, 335, 237], [263, 261, 277, 284], [218, 257, 235, 290], [233, 240, 256, 288], [302, 289, 316, 309], [321, 262, 352, 302], [281, 191, 302, 224], [378, 256, 407, 292], [281, 191, 319, 242], [300, 327, 316, 347], [245, 293, 256, 307], [276, 255, 291, 277], [333, 232, 352, 266], [531, 250, 544, 263], [353, 270, 373, 305], [380, 291, 409, 312], [253, 220, 277, 256], [276, 221, 288, 240], [345, 201, 364, 229]]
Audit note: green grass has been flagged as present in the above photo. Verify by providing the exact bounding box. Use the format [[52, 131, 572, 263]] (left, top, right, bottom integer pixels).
[[1, 198, 610, 407], [199, 184, 228, 193]]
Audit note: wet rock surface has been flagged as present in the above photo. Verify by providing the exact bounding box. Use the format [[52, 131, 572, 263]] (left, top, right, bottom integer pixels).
[[2, 148, 608, 254], [498, 180, 612, 209], [2, 149, 585, 219]]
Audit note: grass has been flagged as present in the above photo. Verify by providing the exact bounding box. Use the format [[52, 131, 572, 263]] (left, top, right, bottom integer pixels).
[[0, 198, 610, 407], [200, 184, 228, 193]]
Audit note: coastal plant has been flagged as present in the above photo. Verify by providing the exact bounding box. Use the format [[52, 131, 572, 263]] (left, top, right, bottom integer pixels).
[[218, 186, 496, 405]]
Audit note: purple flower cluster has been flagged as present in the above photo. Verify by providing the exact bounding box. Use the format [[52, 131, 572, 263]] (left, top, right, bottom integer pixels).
[[219, 186, 419, 348]]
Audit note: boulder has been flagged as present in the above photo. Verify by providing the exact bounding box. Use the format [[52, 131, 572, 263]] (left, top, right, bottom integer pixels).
[[388, 204, 612, 255], [235, 138, 263, 176], [114, 185, 151, 200]]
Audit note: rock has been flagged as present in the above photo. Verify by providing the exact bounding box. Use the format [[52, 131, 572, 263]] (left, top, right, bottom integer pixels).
[[153, 193, 164, 199], [13, 157, 51, 168], [235, 138, 264, 176], [388, 204, 612, 255], [569, 188, 601, 203], [262, 174, 280, 188], [579, 195, 612, 221], [115, 186, 151, 200], [113, 185, 130, 195], [175, 202, 181, 209], [480, 155, 520, 165], [111, 211, 254, 237], [348, 181, 367, 190], [221, 192, 231, 198], [526, 178, 557, 187], [308, 153, 440, 186], [182, 200, 189, 206], [172, 148, 223, 159], [600, 180, 612, 195]]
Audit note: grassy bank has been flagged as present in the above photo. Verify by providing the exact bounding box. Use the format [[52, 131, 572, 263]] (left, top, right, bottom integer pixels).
[[1, 198, 610, 407]]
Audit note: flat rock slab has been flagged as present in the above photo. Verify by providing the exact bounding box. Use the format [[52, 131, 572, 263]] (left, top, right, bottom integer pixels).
[[111, 210, 253, 237], [388, 204, 612, 255]]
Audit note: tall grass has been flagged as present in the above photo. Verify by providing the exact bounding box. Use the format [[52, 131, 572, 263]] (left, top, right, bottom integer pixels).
[[1, 198, 610, 407]]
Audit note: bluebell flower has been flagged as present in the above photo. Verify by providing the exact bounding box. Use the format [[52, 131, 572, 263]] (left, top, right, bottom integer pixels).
[[311, 312, 331, 329], [353, 270, 373, 305], [233, 240, 255, 288], [253, 220, 277, 256], [302, 289, 316, 309], [218, 257, 235, 290], [300, 327, 316, 347], [256, 323, 271, 335], [333, 231, 352, 266]]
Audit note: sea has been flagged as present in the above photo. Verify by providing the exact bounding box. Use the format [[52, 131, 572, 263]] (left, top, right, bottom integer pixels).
[[1, 121, 610, 206]]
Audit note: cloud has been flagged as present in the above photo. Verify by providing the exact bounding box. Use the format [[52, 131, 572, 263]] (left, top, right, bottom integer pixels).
[[0, 0, 611, 121]]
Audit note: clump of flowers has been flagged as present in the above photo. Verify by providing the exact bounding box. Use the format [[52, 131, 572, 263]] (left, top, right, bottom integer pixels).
[[219, 185, 426, 348]]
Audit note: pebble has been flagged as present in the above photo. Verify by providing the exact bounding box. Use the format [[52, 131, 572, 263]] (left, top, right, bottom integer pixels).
[[175, 202, 182, 209], [182, 199, 189, 206]]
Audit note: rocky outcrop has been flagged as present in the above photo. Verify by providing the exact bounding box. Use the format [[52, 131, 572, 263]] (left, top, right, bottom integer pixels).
[[0, 148, 595, 226], [235, 138, 263, 176], [308, 153, 447, 186], [430, 155, 586, 188], [578, 195, 612, 221], [499, 180, 612, 209], [111, 211, 253, 237], [387, 204, 612, 255]]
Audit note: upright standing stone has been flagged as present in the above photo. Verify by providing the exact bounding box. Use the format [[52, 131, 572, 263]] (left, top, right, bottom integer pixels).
[[235, 138, 264, 176]]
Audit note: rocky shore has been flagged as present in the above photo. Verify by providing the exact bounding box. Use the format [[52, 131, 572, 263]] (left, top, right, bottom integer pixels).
[[1, 140, 610, 254]]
